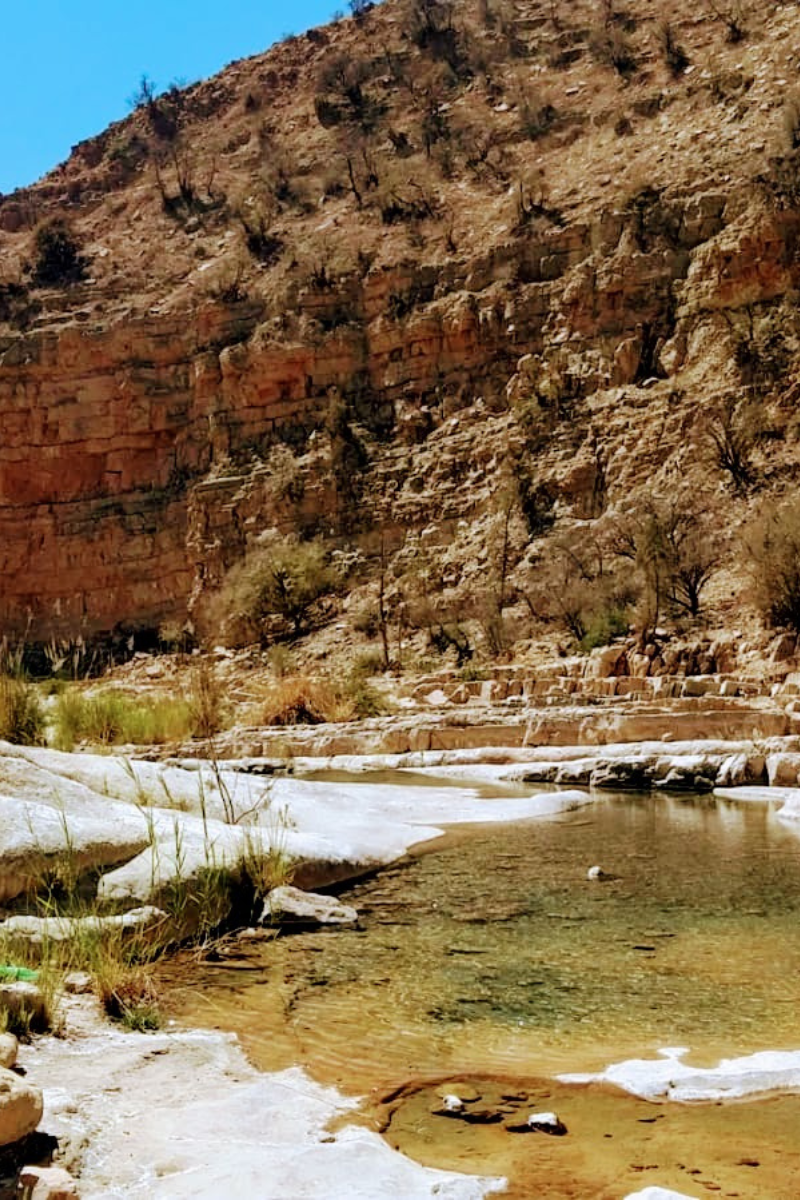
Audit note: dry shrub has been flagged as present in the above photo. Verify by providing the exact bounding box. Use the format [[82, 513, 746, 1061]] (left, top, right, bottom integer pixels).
[[188, 660, 227, 739], [259, 677, 356, 725], [257, 666, 389, 726], [744, 500, 800, 633]]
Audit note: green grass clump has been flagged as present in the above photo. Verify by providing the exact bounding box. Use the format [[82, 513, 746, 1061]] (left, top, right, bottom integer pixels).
[[53, 688, 195, 750], [0, 676, 46, 745]]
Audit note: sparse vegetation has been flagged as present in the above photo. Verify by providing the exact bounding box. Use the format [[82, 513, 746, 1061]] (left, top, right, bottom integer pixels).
[[708, 0, 746, 43], [0, 647, 46, 746], [589, 20, 638, 79], [611, 497, 718, 627], [657, 21, 689, 76]]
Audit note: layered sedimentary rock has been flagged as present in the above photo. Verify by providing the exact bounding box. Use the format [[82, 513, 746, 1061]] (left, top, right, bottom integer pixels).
[[0, 230, 583, 640]]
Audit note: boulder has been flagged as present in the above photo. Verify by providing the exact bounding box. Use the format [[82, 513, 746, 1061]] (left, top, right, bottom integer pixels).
[[63, 971, 93, 995], [506, 1110, 567, 1135], [0, 794, 150, 903], [17, 1165, 79, 1199], [0, 1065, 42, 1147], [0, 1033, 17, 1069], [585, 646, 626, 679], [262, 886, 358, 928]]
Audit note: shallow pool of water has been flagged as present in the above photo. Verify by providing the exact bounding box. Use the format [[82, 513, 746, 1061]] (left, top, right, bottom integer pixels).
[[161, 782, 800, 1196]]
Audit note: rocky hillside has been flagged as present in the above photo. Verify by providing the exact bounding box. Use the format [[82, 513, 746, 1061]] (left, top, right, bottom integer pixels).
[[3, 0, 800, 662]]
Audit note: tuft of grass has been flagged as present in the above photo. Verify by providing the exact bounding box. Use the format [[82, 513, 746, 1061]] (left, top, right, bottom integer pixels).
[[91, 948, 161, 1030], [188, 661, 228, 739], [242, 819, 296, 905], [0, 948, 62, 1038]]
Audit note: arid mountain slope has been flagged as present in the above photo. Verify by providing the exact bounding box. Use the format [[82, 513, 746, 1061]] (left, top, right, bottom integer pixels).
[[2, 0, 800, 652]]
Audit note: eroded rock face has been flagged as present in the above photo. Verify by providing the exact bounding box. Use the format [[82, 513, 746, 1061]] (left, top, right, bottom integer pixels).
[[0, 271, 519, 641], [1, 174, 797, 648]]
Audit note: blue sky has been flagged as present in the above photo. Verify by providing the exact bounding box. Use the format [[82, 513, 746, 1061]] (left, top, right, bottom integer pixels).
[[0, 1, 348, 194]]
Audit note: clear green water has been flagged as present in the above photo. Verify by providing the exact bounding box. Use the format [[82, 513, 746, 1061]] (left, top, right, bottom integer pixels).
[[167, 785, 800, 1078], [163, 783, 800, 1197]]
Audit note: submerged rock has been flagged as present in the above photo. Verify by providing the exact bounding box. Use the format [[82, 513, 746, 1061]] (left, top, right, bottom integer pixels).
[[506, 1111, 567, 1135]]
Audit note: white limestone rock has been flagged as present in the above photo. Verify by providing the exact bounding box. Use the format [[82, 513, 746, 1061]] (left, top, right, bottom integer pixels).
[[624, 1189, 699, 1200], [559, 1045, 800, 1102], [25, 1026, 502, 1199], [262, 886, 358, 927], [0, 795, 150, 903], [1, 906, 166, 945], [17, 1165, 79, 1199]]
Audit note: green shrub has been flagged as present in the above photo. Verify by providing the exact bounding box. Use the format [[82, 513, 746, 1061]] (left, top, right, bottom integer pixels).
[[221, 536, 338, 643], [31, 220, 89, 287], [579, 606, 629, 652]]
